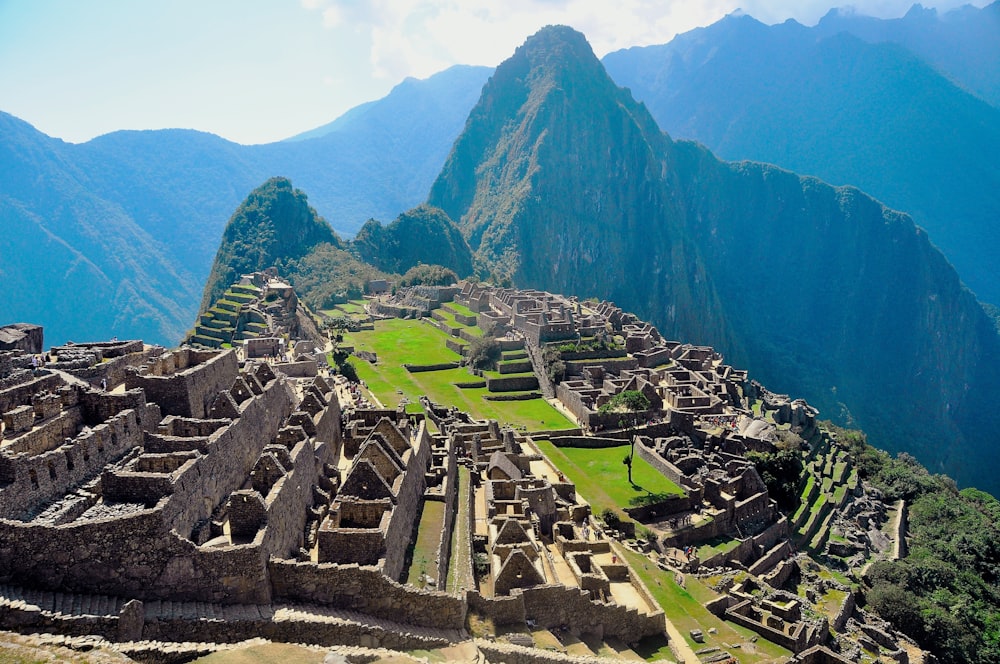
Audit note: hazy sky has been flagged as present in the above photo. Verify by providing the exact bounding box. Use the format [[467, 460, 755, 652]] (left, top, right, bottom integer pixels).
[[0, 0, 987, 144]]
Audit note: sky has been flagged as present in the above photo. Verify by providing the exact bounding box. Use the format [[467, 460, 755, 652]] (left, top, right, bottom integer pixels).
[[0, 0, 988, 145]]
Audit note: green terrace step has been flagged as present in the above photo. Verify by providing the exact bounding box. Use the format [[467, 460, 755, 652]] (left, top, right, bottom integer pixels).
[[809, 509, 836, 552], [226, 292, 256, 304], [796, 495, 832, 546], [245, 310, 267, 324], [204, 318, 229, 330], [189, 334, 221, 348], [197, 326, 232, 342], [209, 309, 238, 325], [215, 299, 242, 313], [230, 284, 260, 297]]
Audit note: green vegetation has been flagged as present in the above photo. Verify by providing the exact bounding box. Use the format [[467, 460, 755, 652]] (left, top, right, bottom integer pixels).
[[344, 318, 571, 431], [535, 441, 683, 518], [822, 424, 1000, 664], [747, 448, 803, 511], [404, 499, 446, 589], [351, 204, 473, 277], [399, 264, 459, 287], [199, 177, 341, 313], [446, 466, 473, 592], [622, 548, 791, 661], [466, 336, 501, 370], [599, 390, 652, 484]]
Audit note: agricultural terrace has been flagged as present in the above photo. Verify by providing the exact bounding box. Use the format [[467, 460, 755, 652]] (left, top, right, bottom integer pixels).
[[339, 317, 572, 432], [321, 299, 369, 320], [533, 440, 684, 518], [623, 548, 792, 662]]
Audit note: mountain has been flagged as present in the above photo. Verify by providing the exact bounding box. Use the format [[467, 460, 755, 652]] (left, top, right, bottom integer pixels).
[[351, 204, 473, 277], [428, 25, 1000, 494], [0, 66, 490, 347], [0, 113, 206, 345], [814, 2, 1000, 107], [199, 177, 341, 312], [429, 26, 733, 352], [602, 10, 1000, 307], [284, 65, 492, 143]]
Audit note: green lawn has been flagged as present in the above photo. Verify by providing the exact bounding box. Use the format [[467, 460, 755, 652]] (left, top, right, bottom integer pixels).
[[404, 499, 446, 589], [534, 441, 684, 517], [446, 466, 474, 593], [622, 549, 791, 662], [344, 318, 572, 431], [442, 301, 476, 318]]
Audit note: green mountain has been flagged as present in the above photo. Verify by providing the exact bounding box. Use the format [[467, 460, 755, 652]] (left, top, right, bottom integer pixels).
[[199, 177, 341, 312], [351, 204, 473, 277], [429, 26, 733, 352], [428, 25, 1000, 495], [198, 176, 393, 319], [602, 11, 1000, 306]]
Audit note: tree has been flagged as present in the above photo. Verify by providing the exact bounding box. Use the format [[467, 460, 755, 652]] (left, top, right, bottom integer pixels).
[[599, 390, 651, 484], [467, 336, 501, 370]]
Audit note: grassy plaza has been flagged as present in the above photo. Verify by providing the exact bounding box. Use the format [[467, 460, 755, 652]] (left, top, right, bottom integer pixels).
[[339, 317, 573, 432]]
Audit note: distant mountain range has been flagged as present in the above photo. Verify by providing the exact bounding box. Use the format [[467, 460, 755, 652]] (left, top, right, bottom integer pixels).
[[603, 1, 1000, 306], [0, 65, 489, 346]]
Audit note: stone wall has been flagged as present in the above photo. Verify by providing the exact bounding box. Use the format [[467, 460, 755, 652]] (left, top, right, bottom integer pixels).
[[515, 584, 664, 642], [160, 377, 295, 539], [564, 358, 638, 377], [273, 360, 318, 378], [635, 439, 696, 489], [381, 422, 432, 580], [436, 436, 459, 588], [0, 504, 271, 604], [0, 373, 62, 416], [259, 438, 319, 559], [466, 591, 526, 627], [269, 560, 466, 629], [126, 350, 238, 419], [485, 375, 539, 392], [0, 408, 142, 519]]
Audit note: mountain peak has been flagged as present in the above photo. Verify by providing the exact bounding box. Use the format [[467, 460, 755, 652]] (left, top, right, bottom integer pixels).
[[199, 177, 340, 312]]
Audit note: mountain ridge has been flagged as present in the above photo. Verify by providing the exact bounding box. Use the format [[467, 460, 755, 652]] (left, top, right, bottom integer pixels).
[[602, 6, 1000, 306]]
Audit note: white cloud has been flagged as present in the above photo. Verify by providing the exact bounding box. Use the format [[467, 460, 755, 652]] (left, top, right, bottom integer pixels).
[[301, 0, 986, 83]]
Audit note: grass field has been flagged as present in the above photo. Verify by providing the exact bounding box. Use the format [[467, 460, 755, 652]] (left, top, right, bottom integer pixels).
[[447, 466, 474, 592], [534, 440, 684, 516], [342, 318, 572, 431], [192, 642, 326, 664], [404, 499, 446, 589], [623, 548, 791, 662]]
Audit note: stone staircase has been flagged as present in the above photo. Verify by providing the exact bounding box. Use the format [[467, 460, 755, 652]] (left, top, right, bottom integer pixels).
[[187, 282, 268, 349], [0, 584, 464, 651]]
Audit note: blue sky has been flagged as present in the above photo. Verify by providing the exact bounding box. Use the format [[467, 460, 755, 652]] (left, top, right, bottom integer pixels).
[[0, 0, 986, 145]]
